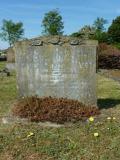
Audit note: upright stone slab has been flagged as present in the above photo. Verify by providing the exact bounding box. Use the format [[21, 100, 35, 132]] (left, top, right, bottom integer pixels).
[[14, 36, 98, 105], [6, 47, 15, 71]]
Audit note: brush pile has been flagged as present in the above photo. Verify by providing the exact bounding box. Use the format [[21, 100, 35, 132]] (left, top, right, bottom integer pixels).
[[98, 43, 120, 69], [98, 55, 120, 69], [12, 96, 100, 124]]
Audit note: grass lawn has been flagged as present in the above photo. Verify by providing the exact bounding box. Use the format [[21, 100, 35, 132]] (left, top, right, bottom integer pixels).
[[0, 62, 120, 160], [0, 62, 17, 115]]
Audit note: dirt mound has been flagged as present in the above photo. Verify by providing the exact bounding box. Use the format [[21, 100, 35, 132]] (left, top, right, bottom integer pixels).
[[12, 97, 100, 124]]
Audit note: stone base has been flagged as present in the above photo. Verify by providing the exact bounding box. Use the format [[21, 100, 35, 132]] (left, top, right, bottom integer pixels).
[[6, 63, 15, 71]]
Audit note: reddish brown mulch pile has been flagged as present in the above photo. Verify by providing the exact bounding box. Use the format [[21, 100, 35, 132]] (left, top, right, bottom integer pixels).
[[12, 97, 100, 124]]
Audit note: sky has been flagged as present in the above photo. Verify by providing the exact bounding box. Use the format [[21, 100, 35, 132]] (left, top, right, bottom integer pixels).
[[0, 0, 120, 49]]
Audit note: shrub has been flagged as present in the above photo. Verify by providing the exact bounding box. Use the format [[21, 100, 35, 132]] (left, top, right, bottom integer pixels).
[[108, 16, 120, 43], [98, 43, 120, 69], [98, 43, 120, 56]]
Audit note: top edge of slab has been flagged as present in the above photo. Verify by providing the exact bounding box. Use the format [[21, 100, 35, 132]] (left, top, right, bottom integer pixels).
[[14, 36, 98, 47]]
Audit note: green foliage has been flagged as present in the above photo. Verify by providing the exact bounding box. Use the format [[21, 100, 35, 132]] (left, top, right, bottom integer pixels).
[[91, 31, 109, 43], [108, 16, 120, 43], [0, 19, 24, 47], [71, 18, 108, 43], [113, 43, 120, 50], [42, 9, 64, 35], [70, 32, 82, 37], [70, 25, 95, 38], [80, 25, 95, 34], [93, 17, 107, 32], [91, 17, 108, 43]]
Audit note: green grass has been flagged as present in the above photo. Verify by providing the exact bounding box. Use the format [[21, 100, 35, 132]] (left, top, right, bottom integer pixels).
[[0, 61, 6, 69], [97, 75, 120, 110], [0, 62, 17, 115], [113, 42, 120, 50], [0, 62, 120, 160]]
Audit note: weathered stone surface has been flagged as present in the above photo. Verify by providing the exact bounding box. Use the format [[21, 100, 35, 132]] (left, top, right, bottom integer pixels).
[[6, 47, 15, 71], [6, 47, 15, 63], [31, 40, 43, 46], [6, 63, 15, 72], [48, 37, 60, 44], [70, 39, 79, 45], [14, 36, 98, 105]]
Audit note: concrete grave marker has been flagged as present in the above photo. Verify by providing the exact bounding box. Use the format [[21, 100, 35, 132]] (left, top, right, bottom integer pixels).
[[14, 36, 98, 105]]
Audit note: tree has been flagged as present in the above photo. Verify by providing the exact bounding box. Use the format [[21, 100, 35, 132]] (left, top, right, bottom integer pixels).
[[71, 25, 95, 38], [71, 32, 82, 37], [0, 19, 24, 47], [71, 17, 108, 43], [92, 17, 108, 43], [42, 9, 64, 35], [80, 25, 96, 38], [108, 16, 120, 43], [91, 31, 109, 43], [80, 25, 95, 33], [93, 17, 107, 32]]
